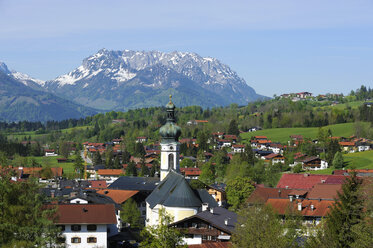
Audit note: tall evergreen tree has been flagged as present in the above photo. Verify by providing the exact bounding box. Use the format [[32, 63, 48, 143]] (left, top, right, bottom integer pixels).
[[307, 172, 364, 248], [228, 119, 240, 136]]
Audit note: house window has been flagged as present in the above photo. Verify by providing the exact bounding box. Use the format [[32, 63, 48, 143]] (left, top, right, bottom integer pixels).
[[71, 237, 81, 243], [71, 225, 81, 231], [87, 237, 97, 243], [87, 225, 97, 231], [168, 154, 174, 170], [142, 210, 146, 215]]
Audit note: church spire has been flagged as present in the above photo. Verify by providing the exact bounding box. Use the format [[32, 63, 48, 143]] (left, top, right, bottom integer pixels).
[[160, 95, 181, 142]]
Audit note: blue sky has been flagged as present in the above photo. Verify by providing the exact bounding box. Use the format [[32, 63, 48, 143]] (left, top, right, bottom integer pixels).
[[0, 0, 373, 97]]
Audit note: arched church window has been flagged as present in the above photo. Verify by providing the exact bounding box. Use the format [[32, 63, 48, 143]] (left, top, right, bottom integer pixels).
[[168, 154, 174, 170]]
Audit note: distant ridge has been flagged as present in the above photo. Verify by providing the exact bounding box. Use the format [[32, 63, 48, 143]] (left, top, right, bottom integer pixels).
[[43, 49, 267, 110]]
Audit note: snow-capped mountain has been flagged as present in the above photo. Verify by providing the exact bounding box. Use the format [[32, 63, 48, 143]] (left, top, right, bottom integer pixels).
[[0, 62, 96, 122], [0, 61, 45, 89], [45, 49, 265, 110]]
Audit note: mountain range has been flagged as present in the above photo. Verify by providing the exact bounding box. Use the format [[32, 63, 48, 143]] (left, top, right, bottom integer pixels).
[[0, 62, 96, 122], [0, 49, 266, 121]]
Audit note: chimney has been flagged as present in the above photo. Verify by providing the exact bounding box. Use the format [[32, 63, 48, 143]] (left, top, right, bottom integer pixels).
[[224, 218, 229, 226], [285, 186, 289, 189], [289, 195, 293, 202], [202, 203, 209, 212], [210, 208, 214, 214], [310, 204, 314, 211], [298, 202, 302, 211]]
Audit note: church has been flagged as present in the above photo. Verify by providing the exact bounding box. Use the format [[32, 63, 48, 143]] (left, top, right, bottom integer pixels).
[[145, 96, 217, 226]]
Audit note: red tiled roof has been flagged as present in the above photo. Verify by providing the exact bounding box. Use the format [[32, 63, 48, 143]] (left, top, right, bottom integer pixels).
[[97, 169, 124, 176], [267, 198, 334, 217], [180, 167, 201, 176], [276, 174, 346, 190], [53, 204, 117, 224], [307, 183, 342, 200], [264, 153, 284, 159], [339, 141, 355, 146], [96, 189, 139, 204], [232, 144, 245, 148], [90, 180, 107, 188], [254, 136, 267, 139], [247, 187, 293, 204], [224, 135, 237, 140]]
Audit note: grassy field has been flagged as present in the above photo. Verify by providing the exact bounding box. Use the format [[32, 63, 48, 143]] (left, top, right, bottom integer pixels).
[[308, 150, 373, 174], [29, 156, 76, 175], [6, 125, 91, 140], [241, 122, 359, 144]]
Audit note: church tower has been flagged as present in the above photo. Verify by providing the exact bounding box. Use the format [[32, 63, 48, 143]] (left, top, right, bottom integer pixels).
[[159, 95, 181, 181]]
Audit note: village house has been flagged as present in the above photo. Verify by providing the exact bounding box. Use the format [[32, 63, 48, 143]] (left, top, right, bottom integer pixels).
[[136, 136, 147, 143], [97, 169, 124, 182], [232, 144, 245, 153], [264, 153, 285, 164], [180, 167, 202, 179], [267, 143, 284, 154], [250, 139, 272, 150], [170, 206, 237, 245], [339, 141, 356, 153], [356, 141, 371, 152], [216, 139, 232, 149], [45, 149, 57, 156], [296, 92, 312, 99], [302, 156, 328, 171], [276, 173, 346, 190], [223, 135, 237, 143], [207, 183, 227, 207], [53, 204, 117, 248], [187, 120, 209, 125]]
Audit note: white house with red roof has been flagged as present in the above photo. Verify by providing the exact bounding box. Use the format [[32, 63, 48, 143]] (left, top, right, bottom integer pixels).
[[53, 204, 117, 248]]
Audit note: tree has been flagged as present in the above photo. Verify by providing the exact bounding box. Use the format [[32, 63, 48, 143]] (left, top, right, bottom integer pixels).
[[225, 154, 250, 182], [0, 169, 61, 246], [307, 172, 364, 248], [233, 204, 295, 248], [226, 176, 254, 211], [140, 208, 187, 248], [120, 198, 141, 228], [332, 151, 344, 169], [105, 148, 114, 169], [180, 158, 194, 168], [125, 161, 137, 176], [199, 162, 215, 185], [73, 153, 84, 177], [326, 139, 341, 166], [139, 163, 150, 177], [40, 165, 54, 179], [241, 144, 256, 166], [114, 155, 121, 169], [92, 152, 102, 165], [228, 119, 240, 136], [59, 142, 71, 159], [197, 131, 208, 151]]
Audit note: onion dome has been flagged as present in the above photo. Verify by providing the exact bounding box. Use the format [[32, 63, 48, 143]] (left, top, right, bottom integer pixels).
[[159, 95, 181, 142]]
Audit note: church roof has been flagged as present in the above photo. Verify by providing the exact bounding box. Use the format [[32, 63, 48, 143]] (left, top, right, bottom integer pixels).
[[146, 170, 208, 209]]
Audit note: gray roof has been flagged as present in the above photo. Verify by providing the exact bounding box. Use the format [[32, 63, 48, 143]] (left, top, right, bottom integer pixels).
[[171, 206, 237, 234], [146, 170, 207, 209], [108, 176, 160, 192]]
